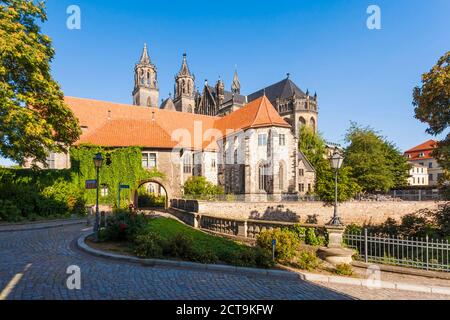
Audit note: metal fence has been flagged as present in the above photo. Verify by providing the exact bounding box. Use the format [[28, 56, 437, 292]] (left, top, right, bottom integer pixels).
[[344, 229, 450, 272], [389, 189, 444, 201]]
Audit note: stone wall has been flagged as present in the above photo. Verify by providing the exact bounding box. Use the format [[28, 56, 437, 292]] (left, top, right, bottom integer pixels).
[[194, 201, 446, 226]]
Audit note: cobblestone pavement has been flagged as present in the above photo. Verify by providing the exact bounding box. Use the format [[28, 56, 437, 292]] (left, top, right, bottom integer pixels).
[[0, 224, 448, 300]]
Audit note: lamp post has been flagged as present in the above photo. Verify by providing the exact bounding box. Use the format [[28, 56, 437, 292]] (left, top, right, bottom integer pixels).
[[329, 149, 344, 226], [93, 153, 104, 241]]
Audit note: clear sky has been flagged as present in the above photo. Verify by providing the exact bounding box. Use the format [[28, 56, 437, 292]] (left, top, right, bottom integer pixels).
[[1, 0, 449, 166]]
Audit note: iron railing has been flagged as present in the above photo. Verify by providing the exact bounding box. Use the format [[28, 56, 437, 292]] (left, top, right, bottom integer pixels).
[[344, 229, 450, 272]]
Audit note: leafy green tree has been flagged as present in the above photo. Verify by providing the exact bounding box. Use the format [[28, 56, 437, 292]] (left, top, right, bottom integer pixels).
[[299, 126, 360, 203], [0, 0, 81, 166], [183, 176, 224, 199], [413, 51, 450, 174], [344, 123, 410, 192]]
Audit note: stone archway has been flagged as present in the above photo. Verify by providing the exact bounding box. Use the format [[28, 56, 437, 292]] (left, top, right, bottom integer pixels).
[[133, 178, 171, 210]]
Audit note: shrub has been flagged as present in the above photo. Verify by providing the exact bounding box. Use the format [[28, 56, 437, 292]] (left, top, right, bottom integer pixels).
[[190, 248, 219, 264], [335, 263, 353, 276], [183, 176, 224, 199], [104, 211, 147, 241], [254, 247, 275, 268], [305, 228, 326, 246], [134, 232, 163, 258], [0, 200, 22, 222], [256, 229, 300, 261], [165, 232, 194, 258], [345, 223, 363, 234], [290, 225, 306, 242], [297, 250, 320, 271]]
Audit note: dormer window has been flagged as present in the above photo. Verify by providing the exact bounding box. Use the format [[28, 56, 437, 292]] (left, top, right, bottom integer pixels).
[[419, 152, 425, 157]]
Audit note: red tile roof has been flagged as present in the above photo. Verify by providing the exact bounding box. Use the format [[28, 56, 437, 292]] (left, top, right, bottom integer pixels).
[[404, 139, 437, 160], [65, 95, 290, 151]]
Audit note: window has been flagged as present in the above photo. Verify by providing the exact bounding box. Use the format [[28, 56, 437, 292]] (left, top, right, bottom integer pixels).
[[299, 169, 304, 177], [437, 173, 443, 181], [419, 152, 425, 157], [279, 163, 284, 190], [279, 134, 286, 146], [308, 184, 312, 192], [100, 184, 109, 197], [142, 153, 157, 169], [183, 154, 192, 174], [211, 158, 216, 169], [429, 174, 433, 181], [46, 153, 56, 169], [258, 134, 267, 146], [299, 184, 305, 192], [259, 164, 269, 191], [234, 149, 238, 164], [429, 162, 433, 169], [419, 162, 424, 166]]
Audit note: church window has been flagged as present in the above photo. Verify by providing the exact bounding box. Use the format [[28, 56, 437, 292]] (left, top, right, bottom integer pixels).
[[258, 134, 267, 146], [299, 169, 304, 176], [299, 117, 306, 127], [279, 134, 286, 146], [259, 164, 269, 191], [309, 117, 316, 132], [183, 154, 192, 174], [234, 150, 238, 165]]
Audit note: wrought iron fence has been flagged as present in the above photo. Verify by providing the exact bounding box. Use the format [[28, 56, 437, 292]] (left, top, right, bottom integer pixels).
[[344, 229, 450, 272]]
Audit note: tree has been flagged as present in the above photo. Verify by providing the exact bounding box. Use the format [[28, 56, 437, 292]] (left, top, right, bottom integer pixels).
[[183, 176, 224, 199], [299, 126, 360, 203], [344, 123, 410, 192], [413, 51, 450, 174], [0, 0, 80, 166]]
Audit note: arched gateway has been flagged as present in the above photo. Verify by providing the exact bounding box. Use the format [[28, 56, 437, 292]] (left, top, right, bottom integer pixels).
[[133, 178, 171, 210]]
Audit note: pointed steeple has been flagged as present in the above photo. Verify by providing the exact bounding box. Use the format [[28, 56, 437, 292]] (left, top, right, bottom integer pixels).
[[139, 43, 151, 65], [231, 69, 241, 95], [177, 53, 192, 77]]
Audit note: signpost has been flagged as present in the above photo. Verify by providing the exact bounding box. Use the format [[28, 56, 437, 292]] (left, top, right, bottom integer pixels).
[[272, 239, 277, 261], [85, 179, 97, 190], [117, 183, 130, 209]]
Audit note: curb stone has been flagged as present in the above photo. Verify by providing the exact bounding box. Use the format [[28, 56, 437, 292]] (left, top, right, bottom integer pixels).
[[0, 219, 86, 233], [77, 232, 298, 279]]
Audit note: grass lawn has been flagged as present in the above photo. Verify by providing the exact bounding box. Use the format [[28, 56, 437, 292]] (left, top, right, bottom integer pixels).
[[144, 217, 251, 259]]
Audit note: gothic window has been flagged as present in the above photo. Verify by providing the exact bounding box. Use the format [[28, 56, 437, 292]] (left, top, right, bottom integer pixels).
[[182, 80, 186, 94], [147, 71, 151, 86], [258, 164, 269, 191], [299, 117, 306, 128], [187, 105, 192, 113], [279, 162, 285, 190], [310, 117, 316, 132], [234, 149, 238, 165], [147, 97, 152, 107]]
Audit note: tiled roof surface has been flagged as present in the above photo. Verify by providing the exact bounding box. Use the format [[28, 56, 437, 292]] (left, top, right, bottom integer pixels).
[[404, 140, 437, 160], [66, 95, 290, 151], [247, 78, 306, 103]]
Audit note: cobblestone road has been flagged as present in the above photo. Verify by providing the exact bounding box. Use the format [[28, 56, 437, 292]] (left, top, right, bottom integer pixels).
[[0, 224, 448, 300]]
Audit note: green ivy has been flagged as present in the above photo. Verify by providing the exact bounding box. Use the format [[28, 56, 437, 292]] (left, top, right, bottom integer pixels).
[[70, 145, 164, 207]]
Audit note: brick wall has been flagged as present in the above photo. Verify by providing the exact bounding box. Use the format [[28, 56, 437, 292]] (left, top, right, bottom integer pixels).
[[195, 201, 446, 226]]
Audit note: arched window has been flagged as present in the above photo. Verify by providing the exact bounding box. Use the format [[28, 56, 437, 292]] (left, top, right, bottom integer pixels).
[[100, 184, 109, 197], [234, 149, 238, 165], [182, 80, 186, 94], [279, 162, 285, 190], [146, 97, 152, 107], [299, 117, 306, 128], [310, 117, 316, 132], [259, 163, 269, 191]]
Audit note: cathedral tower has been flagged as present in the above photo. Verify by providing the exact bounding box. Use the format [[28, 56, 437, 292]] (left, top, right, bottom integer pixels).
[[231, 69, 241, 95], [173, 53, 195, 113], [132, 43, 159, 107]]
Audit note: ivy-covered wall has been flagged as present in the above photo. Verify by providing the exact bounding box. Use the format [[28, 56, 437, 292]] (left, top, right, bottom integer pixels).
[[70, 145, 163, 207]]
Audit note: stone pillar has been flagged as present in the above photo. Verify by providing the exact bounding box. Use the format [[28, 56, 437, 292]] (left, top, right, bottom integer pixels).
[[237, 220, 247, 237], [317, 226, 354, 265]]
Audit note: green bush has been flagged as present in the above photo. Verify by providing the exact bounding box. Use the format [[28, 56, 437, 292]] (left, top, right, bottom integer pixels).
[[254, 247, 276, 268], [164, 232, 194, 258], [335, 263, 353, 276], [297, 250, 320, 271], [104, 211, 147, 241], [183, 176, 224, 199], [305, 228, 325, 246], [0, 200, 22, 222], [134, 232, 164, 258], [290, 225, 307, 242], [256, 229, 300, 261], [190, 248, 219, 264]]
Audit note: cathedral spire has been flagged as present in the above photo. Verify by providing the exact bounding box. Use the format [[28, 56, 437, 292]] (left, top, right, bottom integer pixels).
[[231, 69, 241, 95], [177, 53, 192, 77], [139, 43, 151, 65]]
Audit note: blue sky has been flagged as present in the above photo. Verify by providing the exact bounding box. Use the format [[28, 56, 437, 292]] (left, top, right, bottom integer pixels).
[[2, 0, 450, 166]]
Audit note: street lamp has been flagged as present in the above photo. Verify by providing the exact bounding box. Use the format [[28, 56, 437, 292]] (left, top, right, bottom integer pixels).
[[93, 153, 103, 241], [329, 149, 344, 226]]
